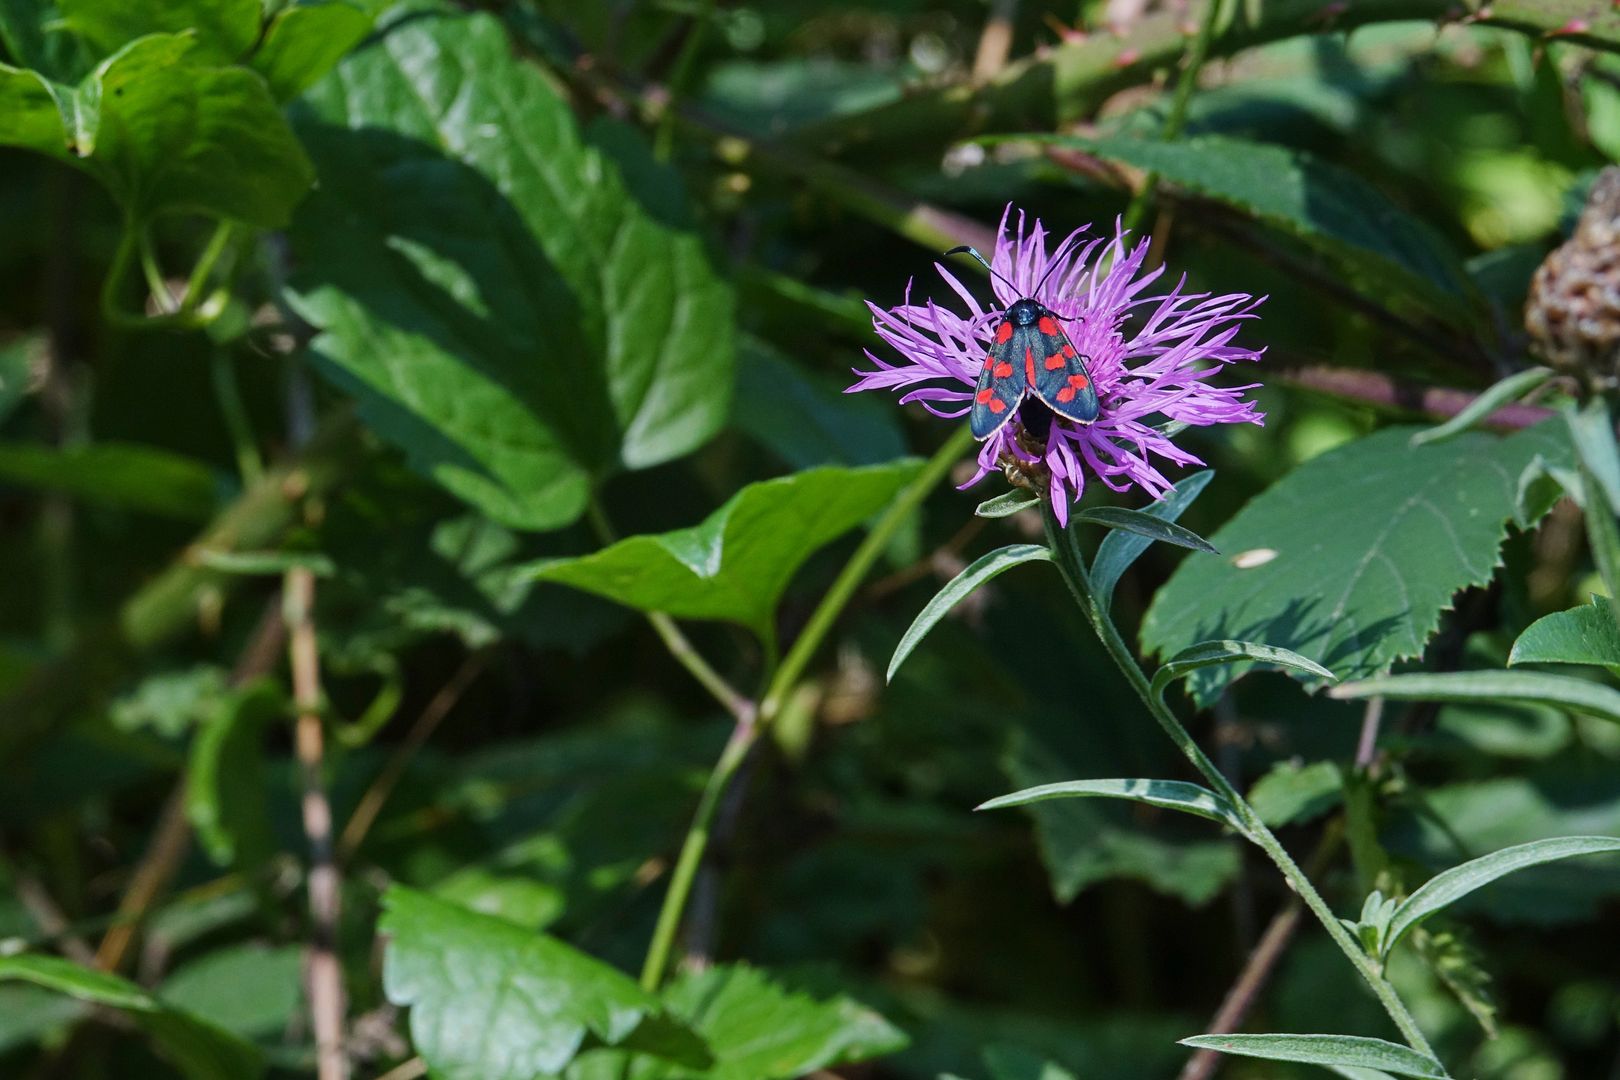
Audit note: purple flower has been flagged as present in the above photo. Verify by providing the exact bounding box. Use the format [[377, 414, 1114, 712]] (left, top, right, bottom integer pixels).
[[851, 206, 1266, 525]]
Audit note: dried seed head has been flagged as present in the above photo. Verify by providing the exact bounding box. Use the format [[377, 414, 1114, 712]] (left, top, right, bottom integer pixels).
[[1526, 168, 1620, 390]]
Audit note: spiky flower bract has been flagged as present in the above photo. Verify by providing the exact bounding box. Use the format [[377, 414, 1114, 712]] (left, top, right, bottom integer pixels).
[[851, 206, 1266, 524]]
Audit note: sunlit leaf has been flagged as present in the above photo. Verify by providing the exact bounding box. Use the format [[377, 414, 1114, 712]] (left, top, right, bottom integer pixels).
[[1332, 670, 1620, 727], [1177, 1033, 1446, 1078], [1091, 469, 1213, 612], [979, 777, 1247, 835], [1509, 597, 1620, 674]]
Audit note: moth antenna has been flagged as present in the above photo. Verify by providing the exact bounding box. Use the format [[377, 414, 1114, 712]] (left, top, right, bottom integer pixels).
[[1032, 231, 1086, 296], [944, 245, 1021, 297]]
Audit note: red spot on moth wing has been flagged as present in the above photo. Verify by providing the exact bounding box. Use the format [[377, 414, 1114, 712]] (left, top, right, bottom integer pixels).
[[1044, 352, 1066, 370], [1068, 373, 1089, 389], [1024, 347, 1036, 384], [995, 321, 1014, 343], [1056, 387, 1076, 403], [983, 354, 995, 370], [1062, 343, 1077, 358], [1038, 316, 1059, 335], [987, 397, 1007, 413], [993, 361, 1014, 378], [976, 388, 994, 403]]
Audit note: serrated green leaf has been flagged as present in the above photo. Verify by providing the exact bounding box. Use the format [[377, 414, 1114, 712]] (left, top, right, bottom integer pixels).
[[978, 778, 1247, 835], [186, 680, 283, 869], [888, 544, 1050, 682], [56, 0, 261, 62], [0, 954, 264, 1079], [0, 441, 222, 520], [249, 0, 372, 101], [1092, 469, 1213, 612], [1031, 132, 1477, 325], [1248, 760, 1344, 828], [1142, 423, 1572, 706], [975, 490, 1041, 518], [1331, 670, 1620, 726], [289, 6, 735, 530], [1072, 505, 1217, 555], [1382, 836, 1620, 957], [1509, 597, 1620, 673], [1177, 1033, 1446, 1078], [1410, 368, 1555, 446], [381, 886, 708, 1080], [528, 461, 921, 638]]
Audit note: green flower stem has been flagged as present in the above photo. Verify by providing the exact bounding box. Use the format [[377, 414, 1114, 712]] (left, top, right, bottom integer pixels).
[[638, 425, 975, 990], [1040, 503, 1441, 1064], [210, 347, 264, 487], [1121, 0, 1226, 235]]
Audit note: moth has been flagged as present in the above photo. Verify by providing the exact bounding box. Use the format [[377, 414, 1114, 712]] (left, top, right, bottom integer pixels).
[[947, 245, 1100, 440]]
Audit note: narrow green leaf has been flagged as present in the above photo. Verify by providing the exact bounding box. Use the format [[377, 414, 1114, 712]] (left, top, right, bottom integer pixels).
[[1091, 469, 1213, 612], [381, 886, 708, 1080], [249, 0, 372, 101], [978, 778, 1247, 835], [1152, 639, 1334, 703], [887, 544, 1050, 682], [1328, 1069, 1400, 1080], [1409, 367, 1553, 446], [1509, 597, 1620, 673], [1142, 423, 1573, 706], [0, 441, 223, 520], [1566, 397, 1620, 511], [1382, 836, 1620, 957], [1331, 670, 1620, 727], [975, 490, 1041, 518], [1073, 506, 1217, 554], [528, 460, 921, 638], [186, 681, 284, 869], [1176, 1034, 1447, 1078], [193, 549, 337, 577], [0, 955, 264, 1079]]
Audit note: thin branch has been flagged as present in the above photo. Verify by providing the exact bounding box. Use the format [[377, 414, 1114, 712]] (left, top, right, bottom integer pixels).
[[1355, 697, 1386, 771], [338, 651, 490, 863], [971, 0, 1020, 83], [1279, 365, 1555, 430], [14, 872, 96, 966], [286, 563, 348, 1080]]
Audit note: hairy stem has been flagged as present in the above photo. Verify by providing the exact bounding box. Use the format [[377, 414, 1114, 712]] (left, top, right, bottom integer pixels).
[[1040, 504, 1439, 1063]]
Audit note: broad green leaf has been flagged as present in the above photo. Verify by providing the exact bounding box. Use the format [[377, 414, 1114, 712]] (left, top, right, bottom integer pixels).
[[1152, 640, 1334, 703], [0, 441, 222, 520], [1382, 836, 1620, 957], [1409, 367, 1554, 446], [0, 954, 264, 1079], [975, 489, 1041, 518], [1176, 1033, 1446, 1079], [978, 778, 1247, 835], [1092, 469, 1213, 612], [732, 336, 905, 469], [56, 0, 261, 62], [1142, 423, 1572, 706], [1247, 760, 1344, 828], [888, 544, 1051, 682], [529, 461, 921, 638], [1072, 506, 1217, 555], [289, 6, 735, 530], [186, 681, 283, 869], [984, 1045, 1080, 1080], [1032, 133, 1477, 324], [249, 0, 373, 101], [0, 0, 91, 79], [158, 943, 303, 1039], [627, 965, 907, 1079], [1331, 670, 1620, 727], [381, 886, 708, 1080], [1509, 597, 1620, 673], [0, 34, 314, 225]]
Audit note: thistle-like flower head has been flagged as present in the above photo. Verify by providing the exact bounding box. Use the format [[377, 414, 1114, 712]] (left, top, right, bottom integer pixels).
[[851, 206, 1266, 523]]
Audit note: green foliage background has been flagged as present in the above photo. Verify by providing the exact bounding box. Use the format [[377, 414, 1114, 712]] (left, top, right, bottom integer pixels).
[[1, 1, 1619, 1078]]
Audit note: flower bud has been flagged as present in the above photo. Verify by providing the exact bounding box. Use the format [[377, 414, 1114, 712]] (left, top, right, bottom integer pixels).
[[1526, 167, 1620, 390]]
